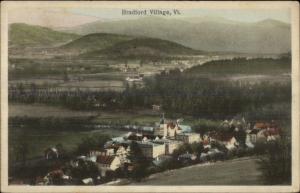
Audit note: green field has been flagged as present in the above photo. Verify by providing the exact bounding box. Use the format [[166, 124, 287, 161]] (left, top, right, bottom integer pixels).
[[9, 103, 99, 118], [134, 157, 264, 185], [9, 127, 126, 160]]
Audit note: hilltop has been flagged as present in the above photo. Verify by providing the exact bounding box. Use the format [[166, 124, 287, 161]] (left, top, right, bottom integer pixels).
[[185, 57, 291, 75], [59, 33, 133, 53], [9, 23, 80, 47], [81, 37, 203, 59]]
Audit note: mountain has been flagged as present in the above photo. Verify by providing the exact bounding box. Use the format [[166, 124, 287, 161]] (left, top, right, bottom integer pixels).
[[59, 33, 133, 53], [81, 37, 202, 59], [63, 17, 291, 54], [9, 23, 80, 47]]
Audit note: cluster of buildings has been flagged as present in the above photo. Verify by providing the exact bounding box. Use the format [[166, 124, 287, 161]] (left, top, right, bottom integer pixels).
[[67, 116, 200, 178], [39, 116, 281, 185]]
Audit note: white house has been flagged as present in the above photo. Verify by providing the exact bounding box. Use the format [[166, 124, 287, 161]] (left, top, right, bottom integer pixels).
[[153, 138, 183, 155], [138, 141, 165, 158], [210, 133, 238, 150], [224, 136, 238, 150], [115, 146, 130, 163]]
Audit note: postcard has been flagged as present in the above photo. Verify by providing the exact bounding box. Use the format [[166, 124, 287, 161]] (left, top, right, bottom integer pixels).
[[1, 1, 299, 192]]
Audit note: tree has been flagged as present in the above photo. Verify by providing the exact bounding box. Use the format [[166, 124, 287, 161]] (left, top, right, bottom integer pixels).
[[127, 141, 150, 181], [258, 139, 291, 185], [76, 134, 110, 155], [190, 142, 204, 156], [13, 131, 30, 166], [172, 143, 193, 159]]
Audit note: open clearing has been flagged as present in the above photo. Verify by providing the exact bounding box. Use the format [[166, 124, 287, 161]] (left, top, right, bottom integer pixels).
[[9, 103, 99, 118], [134, 157, 264, 185]]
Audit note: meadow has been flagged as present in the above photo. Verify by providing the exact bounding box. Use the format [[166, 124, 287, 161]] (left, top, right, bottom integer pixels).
[[134, 157, 264, 185]]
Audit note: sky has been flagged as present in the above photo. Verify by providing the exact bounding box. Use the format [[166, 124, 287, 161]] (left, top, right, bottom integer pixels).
[[8, 7, 291, 28]]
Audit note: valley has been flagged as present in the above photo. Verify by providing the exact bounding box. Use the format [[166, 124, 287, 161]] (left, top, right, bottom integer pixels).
[[7, 15, 292, 186]]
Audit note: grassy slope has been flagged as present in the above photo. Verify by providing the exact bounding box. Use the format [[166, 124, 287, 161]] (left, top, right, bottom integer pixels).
[[135, 157, 264, 185], [82, 37, 202, 58], [60, 33, 133, 53], [9, 23, 80, 47]]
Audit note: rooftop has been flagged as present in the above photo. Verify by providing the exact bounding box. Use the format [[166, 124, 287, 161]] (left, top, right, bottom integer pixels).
[[96, 155, 116, 165]]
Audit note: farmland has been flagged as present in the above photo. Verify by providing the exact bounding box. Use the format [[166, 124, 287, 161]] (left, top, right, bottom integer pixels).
[[9, 103, 99, 118]]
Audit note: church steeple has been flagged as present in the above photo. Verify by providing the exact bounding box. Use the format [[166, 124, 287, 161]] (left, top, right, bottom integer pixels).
[[160, 113, 165, 124]]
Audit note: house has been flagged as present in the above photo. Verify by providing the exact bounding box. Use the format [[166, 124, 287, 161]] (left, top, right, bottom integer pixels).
[[89, 148, 115, 157], [126, 132, 143, 141], [245, 134, 255, 148], [246, 129, 260, 144], [266, 127, 281, 137], [111, 136, 125, 143], [176, 133, 201, 144], [152, 104, 161, 111], [137, 141, 165, 158], [126, 75, 143, 82], [256, 127, 281, 142], [115, 146, 130, 163], [253, 121, 277, 130], [210, 133, 238, 150], [96, 155, 121, 177]]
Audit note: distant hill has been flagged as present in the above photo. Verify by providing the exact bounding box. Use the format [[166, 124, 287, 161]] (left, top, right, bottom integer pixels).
[[59, 33, 133, 53], [81, 37, 202, 59], [185, 56, 291, 75], [9, 23, 79, 47], [63, 17, 291, 54]]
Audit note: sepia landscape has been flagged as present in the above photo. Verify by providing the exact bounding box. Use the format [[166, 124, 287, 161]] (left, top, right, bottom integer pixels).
[[7, 6, 292, 186]]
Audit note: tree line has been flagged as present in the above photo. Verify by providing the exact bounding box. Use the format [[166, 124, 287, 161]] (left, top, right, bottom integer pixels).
[[9, 69, 291, 120]]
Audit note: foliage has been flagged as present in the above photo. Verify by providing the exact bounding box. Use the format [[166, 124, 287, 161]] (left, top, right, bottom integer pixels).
[[190, 142, 204, 156], [127, 141, 150, 181], [9, 23, 79, 47], [172, 142, 204, 158], [10, 129, 31, 165], [9, 57, 291, 120], [186, 57, 291, 75], [75, 134, 110, 155], [61, 33, 133, 53], [70, 160, 99, 180], [257, 139, 291, 185], [83, 37, 201, 60]]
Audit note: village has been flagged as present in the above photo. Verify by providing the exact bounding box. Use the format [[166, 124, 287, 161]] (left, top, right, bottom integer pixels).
[[21, 114, 282, 186]]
